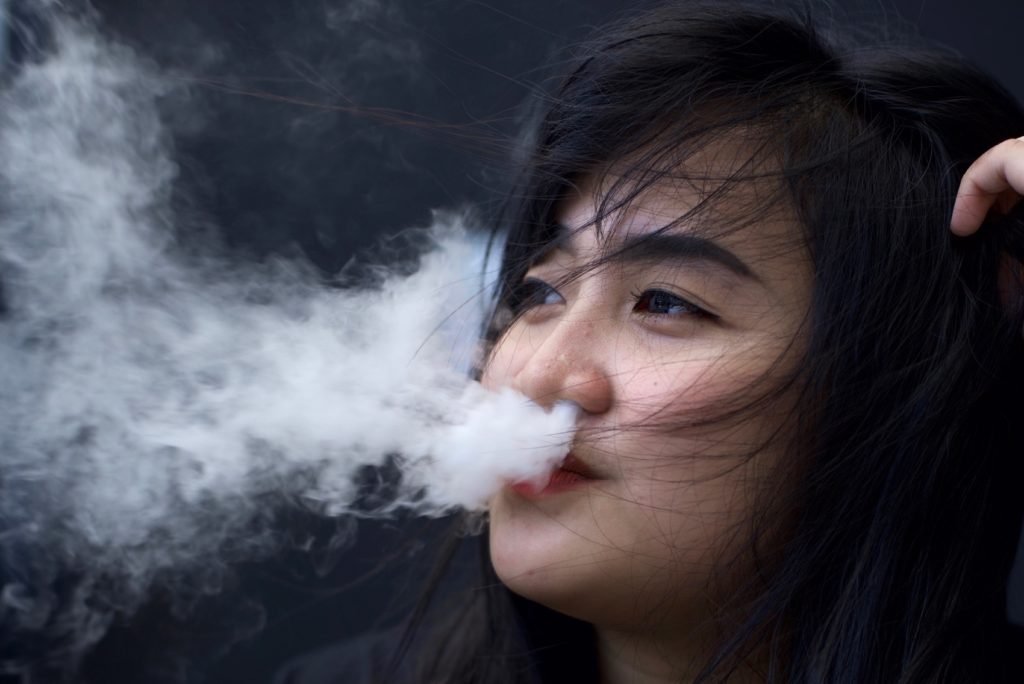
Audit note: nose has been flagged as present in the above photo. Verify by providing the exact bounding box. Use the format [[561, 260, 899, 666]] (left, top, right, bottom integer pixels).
[[511, 315, 613, 416]]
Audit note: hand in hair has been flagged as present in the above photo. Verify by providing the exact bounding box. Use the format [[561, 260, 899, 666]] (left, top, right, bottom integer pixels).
[[951, 137, 1024, 236]]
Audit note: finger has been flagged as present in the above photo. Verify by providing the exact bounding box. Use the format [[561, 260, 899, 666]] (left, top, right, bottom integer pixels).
[[950, 137, 1024, 237]]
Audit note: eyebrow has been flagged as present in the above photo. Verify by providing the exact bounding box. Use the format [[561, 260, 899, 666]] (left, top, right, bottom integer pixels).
[[553, 228, 760, 282]]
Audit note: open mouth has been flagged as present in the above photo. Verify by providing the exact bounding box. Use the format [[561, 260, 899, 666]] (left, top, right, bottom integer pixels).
[[509, 452, 600, 497]]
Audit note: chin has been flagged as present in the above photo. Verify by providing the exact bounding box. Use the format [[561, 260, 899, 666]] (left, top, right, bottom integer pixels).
[[487, 485, 720, 631], [487, 488, 610, 622]]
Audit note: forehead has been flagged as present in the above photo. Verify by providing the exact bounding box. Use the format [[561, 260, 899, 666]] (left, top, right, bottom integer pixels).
[[545, 142, 811, 302], [555, 169, 803, 268]]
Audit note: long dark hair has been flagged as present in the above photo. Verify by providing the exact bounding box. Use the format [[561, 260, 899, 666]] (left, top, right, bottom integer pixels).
[[388, 3, 1024, 682]]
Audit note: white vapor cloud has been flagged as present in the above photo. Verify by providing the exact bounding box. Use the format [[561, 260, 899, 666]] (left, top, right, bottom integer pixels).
[[0, 9, 574, 672]]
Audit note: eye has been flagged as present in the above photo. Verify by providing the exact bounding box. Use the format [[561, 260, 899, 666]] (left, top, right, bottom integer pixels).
[[509, 277, 565, 315], [631, 288, 715, 320]]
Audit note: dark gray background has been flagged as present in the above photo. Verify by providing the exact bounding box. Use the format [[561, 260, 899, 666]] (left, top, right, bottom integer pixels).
[[1, 1, 1022, 682]]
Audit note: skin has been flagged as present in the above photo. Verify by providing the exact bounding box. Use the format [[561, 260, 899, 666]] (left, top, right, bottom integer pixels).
[[951, 136, 1024, 237], [482, 152, 814, 683], [473, 140, 1021, 683], [951, 137, 1024, 339]]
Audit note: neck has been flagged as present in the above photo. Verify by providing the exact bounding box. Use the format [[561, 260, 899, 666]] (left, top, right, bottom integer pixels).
[[596, 624, 765, 684]]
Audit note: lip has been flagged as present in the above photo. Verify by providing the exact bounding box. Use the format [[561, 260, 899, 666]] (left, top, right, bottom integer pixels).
[[509, 452, 601, 498]]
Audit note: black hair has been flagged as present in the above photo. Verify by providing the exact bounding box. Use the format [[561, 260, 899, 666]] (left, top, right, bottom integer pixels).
[[386, 2, 1024, 682]]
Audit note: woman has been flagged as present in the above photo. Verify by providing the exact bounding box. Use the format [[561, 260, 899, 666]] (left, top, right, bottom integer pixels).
[[279, 2, 1024, 682]]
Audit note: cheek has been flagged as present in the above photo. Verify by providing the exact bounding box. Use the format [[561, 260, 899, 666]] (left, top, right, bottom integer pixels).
[[634, 340, 788, 416], [607, 345, 748, 426], [479, 326, 531, 392]]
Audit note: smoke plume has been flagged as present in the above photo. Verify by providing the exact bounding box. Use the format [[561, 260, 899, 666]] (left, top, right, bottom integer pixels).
[[0, 7, 574, 676]]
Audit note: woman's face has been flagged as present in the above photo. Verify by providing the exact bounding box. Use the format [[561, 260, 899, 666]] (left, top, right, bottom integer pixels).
[[483, 165, 813, 636]]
